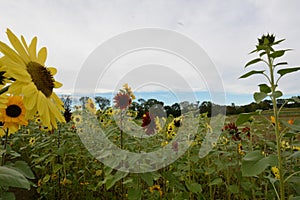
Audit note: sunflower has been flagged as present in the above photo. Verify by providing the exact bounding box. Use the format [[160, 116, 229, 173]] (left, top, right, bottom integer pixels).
[[149, 184, 163, 197], [141, 112, 157, 135], [271, 166, 280, 179], [113, 92, 132, 110], [0, 29, 65, 130], [85, 98, 96, 114], [0, 96, 28, 135], [72, 114, 82, 125], [123, 83, 136, 100], [29, 137, 36, 146]]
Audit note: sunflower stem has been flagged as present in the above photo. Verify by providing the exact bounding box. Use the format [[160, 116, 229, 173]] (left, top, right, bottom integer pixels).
[[120, 110, 124, 200], [266, 48, 285, 200], [1, 129, 9, 166]]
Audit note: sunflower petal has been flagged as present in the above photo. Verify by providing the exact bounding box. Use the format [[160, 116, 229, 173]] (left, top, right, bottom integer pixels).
[[6, 29, 30, 63], [29, 37, 37, 60], [0, 41, 23, 64], [23, 84, 38, 110], [37, 47, 47, 65], [51, 93, 64, 111], [22, 82, 36, 96], [8, 81, 23, 95], [48, 67, 57, 75], [54, 81, 63, 88], [37, 92, 50, 127], [21, 36, 29, 52]]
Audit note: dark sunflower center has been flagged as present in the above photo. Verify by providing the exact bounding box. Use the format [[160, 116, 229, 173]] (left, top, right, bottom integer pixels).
[[27, 62, 55, 97], [6, 104, 22, 118]]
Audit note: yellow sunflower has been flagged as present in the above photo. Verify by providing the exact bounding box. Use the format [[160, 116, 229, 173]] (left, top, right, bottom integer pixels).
[[85, 98, 96, 114], [0, 96, 28, 135], [72, 114, 82, 125], [29, 137, 36, 146], [0, 29, 65, 130]]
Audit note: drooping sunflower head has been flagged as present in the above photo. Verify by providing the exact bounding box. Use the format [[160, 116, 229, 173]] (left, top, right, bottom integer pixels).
[[113, 92, 132, 110], [0, 29, 65, 130]]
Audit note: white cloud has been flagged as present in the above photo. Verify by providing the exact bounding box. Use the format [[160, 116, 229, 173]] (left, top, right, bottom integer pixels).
[[0, 0, 299, 104]]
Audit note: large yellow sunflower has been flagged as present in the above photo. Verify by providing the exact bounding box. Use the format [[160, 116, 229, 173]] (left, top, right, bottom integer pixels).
[[0, 29, 65, 129], [0, 95, 28, 136]]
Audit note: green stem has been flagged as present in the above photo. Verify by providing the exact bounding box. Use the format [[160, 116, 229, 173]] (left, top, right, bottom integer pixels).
[[284, 171, 300, 183], [271, 180, 280, 200], [1, 129, 9, 166], [267, 50, 285, 199]]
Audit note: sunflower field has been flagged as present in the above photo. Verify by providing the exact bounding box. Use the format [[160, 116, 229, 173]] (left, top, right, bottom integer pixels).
[[0, 29, 300, 200]]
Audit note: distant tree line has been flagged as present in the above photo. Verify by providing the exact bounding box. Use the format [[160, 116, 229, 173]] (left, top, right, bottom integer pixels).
[[61, 95, 300, 121]]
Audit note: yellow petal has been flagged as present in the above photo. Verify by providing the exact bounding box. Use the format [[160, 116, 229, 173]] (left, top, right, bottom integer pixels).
[[51, 93, 64, 109], [37, 92, 50, 127], [53, 81, 63, 88], [3, 62, 31, 82], [6, 29, 30, 63], [22, 82, 36, 96], [37, 47, 47, 65], [25, 107, 37, 120], [21, 36, 29, 52], [0, 41, 23, 64], [28, 37, 37, 61], [23, 86, 38, 110], [8, 81, 24, 95], [48, 67, 57, 75]]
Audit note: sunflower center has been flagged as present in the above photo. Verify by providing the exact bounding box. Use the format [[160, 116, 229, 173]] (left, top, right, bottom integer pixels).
[[27, 62, 54, 97], [6, 104, 22, 118]]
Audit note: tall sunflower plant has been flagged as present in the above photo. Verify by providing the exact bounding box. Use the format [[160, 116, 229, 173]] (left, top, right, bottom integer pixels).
[[0, 29, 65, 197], [238, 34, 300, 200]]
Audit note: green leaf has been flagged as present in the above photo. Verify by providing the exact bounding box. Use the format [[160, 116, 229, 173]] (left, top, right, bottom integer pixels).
[[105, 171, 128, 190], [245, 58, 262, 68], [273, 39, 285, 45], [141, 172, 154, 186], [228, 185, 239, 194], [270, 50, 285, 58], [259, 52, 266, 57], [274, 62, 288, 67], [289, 196, 300, 200], [186, 182, 202, 194], [0, 166, 30, 190], [242, 151, 278, 177], [277, 67, 300, 77], [52, 164, 63, 174], [281, 120, 300, 131], [254, 92, 267, 103], [209, 178, 223, 186], [236, 111, 260, 126], [42, 174, 51, 183], [7, 161, 35, 179], [239, 70, 265, 79], [128, 188, 142, 200], [258, 84, 271, 93], [0, 192, 15, 200], [270, 91, 283, 99]]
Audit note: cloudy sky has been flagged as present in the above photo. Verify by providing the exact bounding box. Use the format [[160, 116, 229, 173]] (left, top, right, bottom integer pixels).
[[0, 0, 299, 104]]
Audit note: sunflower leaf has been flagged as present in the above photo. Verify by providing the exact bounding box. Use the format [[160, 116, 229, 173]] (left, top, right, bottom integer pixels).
[[254, 92, 267, 103], [239, 70, 265, 79], [245, 58, 262, 68], [277, 67, 300, 77]]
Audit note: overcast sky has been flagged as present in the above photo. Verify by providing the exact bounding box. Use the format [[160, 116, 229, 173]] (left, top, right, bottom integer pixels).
[[0, 0, 299, 103]]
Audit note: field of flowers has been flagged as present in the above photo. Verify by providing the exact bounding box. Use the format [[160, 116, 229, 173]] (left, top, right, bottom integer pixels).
[[0, 29, 300, 200]]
